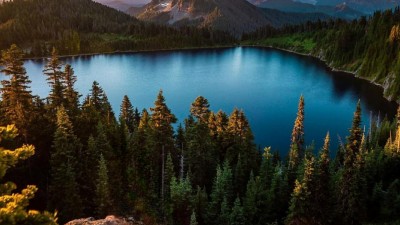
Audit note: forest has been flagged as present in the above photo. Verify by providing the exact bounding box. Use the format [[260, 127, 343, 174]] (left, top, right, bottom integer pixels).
[[242, 7, 400, 103], [0, 0, 235, 57], [1, 43, 400, 225]]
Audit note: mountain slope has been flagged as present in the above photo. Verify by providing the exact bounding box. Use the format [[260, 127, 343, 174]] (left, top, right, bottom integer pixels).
[[316, 0, 400, 14], [252, 0, 364, 19], [0, 0, 234, 56], [136, 0, 330, 36], [137, 0, 272, 36]]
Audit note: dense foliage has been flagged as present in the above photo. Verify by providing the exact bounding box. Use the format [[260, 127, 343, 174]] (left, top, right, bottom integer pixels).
[[0, 0, 234, 57], [243, 7, 400, 102], [1, 44, 400, 225], [0, 124, 57, 225]]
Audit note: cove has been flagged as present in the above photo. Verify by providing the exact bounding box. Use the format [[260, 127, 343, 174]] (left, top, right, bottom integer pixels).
[[8, 47, 398, 154]]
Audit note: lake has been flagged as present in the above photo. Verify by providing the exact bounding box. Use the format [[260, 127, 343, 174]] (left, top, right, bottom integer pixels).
[[7, 47, 399, 154]]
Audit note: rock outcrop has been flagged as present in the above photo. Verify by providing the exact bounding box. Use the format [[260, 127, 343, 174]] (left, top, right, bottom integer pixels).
[[66, 215, 143, 225]]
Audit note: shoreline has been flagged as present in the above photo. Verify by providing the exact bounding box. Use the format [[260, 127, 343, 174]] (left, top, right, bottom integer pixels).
[[23, 44, 399, 105], [23, 45, 236, 60], [241, 44, 399, 105]]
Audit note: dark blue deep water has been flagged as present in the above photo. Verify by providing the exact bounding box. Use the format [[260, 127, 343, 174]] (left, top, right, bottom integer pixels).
[[8, 47, 398, 155]]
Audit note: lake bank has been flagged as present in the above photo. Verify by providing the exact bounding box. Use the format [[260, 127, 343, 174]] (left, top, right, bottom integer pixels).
[[241, 44, 400, 105]]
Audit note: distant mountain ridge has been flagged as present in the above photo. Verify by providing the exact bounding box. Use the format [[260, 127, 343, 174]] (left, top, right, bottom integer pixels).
[[249, 0, 364, 19], [316, 0, 400, 14], [135, 0, 330, 36]]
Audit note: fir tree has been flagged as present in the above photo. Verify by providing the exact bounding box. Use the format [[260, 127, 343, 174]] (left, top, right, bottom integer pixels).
[[288, 96, 305, 187], [314, 132, 332, 224], [96, 154, 111, 218], [0, 44, 33, 141], [190, 211, 199, 225], [286, 156, 316, 225], [230, 197, 245, 225], [190, 96, 211, 124], [63, 64, 80, 117], [338, 101, 366, 225], [120, 95, 136, 132], [43, 47, 64, 108], [48, 107, 82, 223]]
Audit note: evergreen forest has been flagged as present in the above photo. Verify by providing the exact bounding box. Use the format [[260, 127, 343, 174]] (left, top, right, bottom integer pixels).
[[1, 44, 400, 225], [243, 7, 400, 103]]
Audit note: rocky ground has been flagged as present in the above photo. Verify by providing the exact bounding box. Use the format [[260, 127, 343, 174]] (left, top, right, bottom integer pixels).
[[65, 215, 144, 225]]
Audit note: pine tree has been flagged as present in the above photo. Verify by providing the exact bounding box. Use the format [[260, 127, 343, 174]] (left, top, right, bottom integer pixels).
[[314, 132, 332, 224], [63, 64, 80, 117], [48, 107, 82, 223], [288, 96, 305, 187], [338, 101, 366, 225], [0, 125, 57, 225], [208, 161, 233, 224], [96, 154, 111, 218], [170, 176, 192, 225], [120, 95, 136, 132], [190, 211, 199, 225], [43, 47, 64, 108], [286, 156, 316, 225], [0, 44, 33, 141], [230, 197, 245, 225], [193, 186, 208, 225], [190, 96, 211, 124]]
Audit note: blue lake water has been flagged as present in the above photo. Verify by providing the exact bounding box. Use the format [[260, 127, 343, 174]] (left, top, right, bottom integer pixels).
[[6, 47, 398, 154]]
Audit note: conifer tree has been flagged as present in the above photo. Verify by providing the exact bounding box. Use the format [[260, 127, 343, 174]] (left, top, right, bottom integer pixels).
[[314, 132, 332, 223], [230, 197, 245, 225], [43, 48, 64, 109], [150, 90, 177, 199], [338, 101, 366, 225], [190, 211, 199, 225], [288, 96, 305, 187], [96, 154, 111, 218], [48, 107, 82, 223], [208, 161, 233, 224], [190, 96, 210, 124], [286, 156, 316, 225], [120, 95, 136, 132], [63, 64, 80, 117], [0, 44, 33, 141], [170, 176, 192, 225], [193, 186, 208, 225], [0, 125, 57, 225]]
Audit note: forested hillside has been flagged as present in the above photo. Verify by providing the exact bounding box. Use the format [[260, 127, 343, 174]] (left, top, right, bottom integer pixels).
[[2, 44, 400, 225], [243, 7, 400, 103], [0, 0, 234, 57]]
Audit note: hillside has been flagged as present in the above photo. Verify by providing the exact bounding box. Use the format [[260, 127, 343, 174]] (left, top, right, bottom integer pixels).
[[316, 0, 400, 14], [243, 8, 400, 102], [136, 0, 330, 36], [251, 0, 364, 20], [137, 0, 272, 36], [0, 0, 234, 56]]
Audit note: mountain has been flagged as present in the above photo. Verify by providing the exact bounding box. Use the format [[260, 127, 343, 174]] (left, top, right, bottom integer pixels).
[[251, 0, 364, 19], [136, 0, 330, 36], [137, 0, 272, 36], [316, 0, 400, 14], [93, 0, 150, 11], [0, 0, 233, 56]]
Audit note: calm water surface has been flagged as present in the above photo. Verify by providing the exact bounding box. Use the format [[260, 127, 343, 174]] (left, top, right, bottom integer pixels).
[[7, 47, 398, 154]]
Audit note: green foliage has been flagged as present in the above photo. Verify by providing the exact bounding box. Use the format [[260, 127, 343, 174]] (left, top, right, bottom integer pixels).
[[96, 154, 111, 218], [244, 8, 400, 102], [0, 45, 33, 140], [0, 125, 57, 225]]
